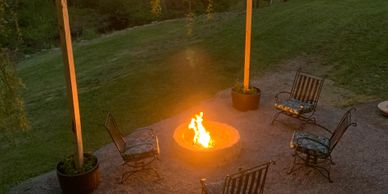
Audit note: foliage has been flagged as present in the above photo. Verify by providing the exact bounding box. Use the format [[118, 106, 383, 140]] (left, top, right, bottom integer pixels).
[[57, 153, 97, 175], [0, 0, 29, 141], [0, 0, 237, 53], [0, 51, 29, 136], [0, 0, 22, 50], [232, 82, 260, 95], [68, 7, 107, 38], [206, 0, 214, 19], [151, 0, 162, 18], [16, 0, 57, 52]]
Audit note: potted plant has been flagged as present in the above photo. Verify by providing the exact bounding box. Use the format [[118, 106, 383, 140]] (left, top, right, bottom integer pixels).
[[232, 83, 261, 111], [57, 153, 100, 194], [231, 0, 261, 111], [55, 0, 99, 193]]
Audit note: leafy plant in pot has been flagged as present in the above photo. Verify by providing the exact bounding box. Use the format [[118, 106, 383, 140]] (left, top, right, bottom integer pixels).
[[231, 0, 261, 111], [57, 153, 100, 194], [55, 0, 99, 193], [232, 83, 261, 111]]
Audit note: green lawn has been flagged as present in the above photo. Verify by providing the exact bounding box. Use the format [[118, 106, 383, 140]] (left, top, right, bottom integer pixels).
[[1, 0, 388, 192]]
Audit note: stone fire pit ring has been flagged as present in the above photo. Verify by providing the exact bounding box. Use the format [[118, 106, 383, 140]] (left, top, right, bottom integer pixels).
[[173, 121, 241, 166]]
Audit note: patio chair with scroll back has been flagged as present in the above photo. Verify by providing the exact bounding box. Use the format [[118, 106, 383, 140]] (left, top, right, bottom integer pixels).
[[288, 108, 357, 182], [200, 161, 275, 194], [104, 112, 160, 183], [272, 69, 325, 126]]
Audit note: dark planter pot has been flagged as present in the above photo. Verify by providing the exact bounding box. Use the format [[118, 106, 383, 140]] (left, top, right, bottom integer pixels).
[[231, 87, 261, 111], [57, 154, 100, 194]]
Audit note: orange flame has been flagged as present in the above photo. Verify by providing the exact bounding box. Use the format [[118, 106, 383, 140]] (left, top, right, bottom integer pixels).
[[188, 112, 214, 148]]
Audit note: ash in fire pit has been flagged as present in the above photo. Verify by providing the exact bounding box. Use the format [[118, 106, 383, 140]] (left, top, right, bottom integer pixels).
[[173, 112, 241, 165]]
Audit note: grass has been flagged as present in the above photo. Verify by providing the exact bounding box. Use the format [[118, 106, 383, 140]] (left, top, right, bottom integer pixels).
[[1, 0, 388, 192]]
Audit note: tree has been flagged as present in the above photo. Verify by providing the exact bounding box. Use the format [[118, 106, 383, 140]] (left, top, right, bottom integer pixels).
[[0, 0, 29, 142]]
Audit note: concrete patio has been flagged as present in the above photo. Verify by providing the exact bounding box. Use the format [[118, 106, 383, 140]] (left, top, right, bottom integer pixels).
[[9, 68, 388, 194]]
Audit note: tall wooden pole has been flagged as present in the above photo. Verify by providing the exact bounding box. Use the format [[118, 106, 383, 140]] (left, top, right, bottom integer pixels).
[[55, 0, 84, 169], [243, 0, 253, 91]]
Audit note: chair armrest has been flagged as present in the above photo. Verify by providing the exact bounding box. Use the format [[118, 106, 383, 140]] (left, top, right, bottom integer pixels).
[[308, 122, 333, 134], [274, 91, 292, 103], [296, 136, 330, 150]]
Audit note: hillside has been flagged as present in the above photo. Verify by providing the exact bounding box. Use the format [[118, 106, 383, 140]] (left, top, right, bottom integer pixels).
[[1, 0, 388, 192]]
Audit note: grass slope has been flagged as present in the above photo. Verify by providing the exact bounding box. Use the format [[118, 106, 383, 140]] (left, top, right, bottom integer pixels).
[[1, 0, 387, 192]]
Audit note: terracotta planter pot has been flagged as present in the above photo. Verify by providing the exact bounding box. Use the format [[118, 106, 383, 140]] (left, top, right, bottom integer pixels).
[[57, 154, 100, 194], [231, 87, 261, 111]]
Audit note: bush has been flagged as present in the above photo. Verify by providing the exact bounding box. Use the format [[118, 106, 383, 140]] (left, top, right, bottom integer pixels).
[[1, 0, 240, 53], [0, 50, 30, 141], [57, 153, 98, 175], [97, 0, 154, 31], [69, 7, 108, 37], [16, 0, 57, 53], [0, 1, 29, 139]]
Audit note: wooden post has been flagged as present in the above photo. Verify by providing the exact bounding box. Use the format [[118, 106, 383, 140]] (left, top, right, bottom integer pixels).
[[55, 0, 84, 169], [243, 0, 253, 91]]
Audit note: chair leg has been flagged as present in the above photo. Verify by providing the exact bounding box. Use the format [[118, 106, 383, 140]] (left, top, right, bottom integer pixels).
[[200, 179, 208, 194], [271, 111, 282, 125], [121, 169, 138, 184], [288, 151, 334, 182], [300, 115, 316, 124], [313, 165, 333, 183], [329, 156, 335, 165], [120, 160, 161, 183], [149, 167, 162, 180], [287, 151, 300, 174]]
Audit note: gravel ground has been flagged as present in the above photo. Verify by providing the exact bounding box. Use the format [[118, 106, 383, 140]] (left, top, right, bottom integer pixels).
[[8, 65, 388, 194]]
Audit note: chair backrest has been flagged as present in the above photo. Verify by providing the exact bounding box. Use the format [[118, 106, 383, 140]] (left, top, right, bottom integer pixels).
[[222, 161, 274, 194], [104, 112, 126, 153], [329, 108, 357, 151], [290, 69, 325, 107]]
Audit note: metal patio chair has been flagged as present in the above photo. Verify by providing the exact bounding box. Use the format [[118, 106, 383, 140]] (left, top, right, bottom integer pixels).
[[200, 161, 275, 194], [272, 69, 325, 126], [288, 108, 357, 182], [104, 112, 160, 183]]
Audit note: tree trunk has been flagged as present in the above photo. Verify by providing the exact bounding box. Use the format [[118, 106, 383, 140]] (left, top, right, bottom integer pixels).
[[161, 0, 168, 13]]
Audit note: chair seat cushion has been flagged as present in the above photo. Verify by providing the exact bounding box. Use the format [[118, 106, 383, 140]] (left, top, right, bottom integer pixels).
[[126, 128, 155, 145], [290, 130, 330, 157], [275, 99, 314, 115], [122, 128, 159, 161], [202, 179, 224, 194]]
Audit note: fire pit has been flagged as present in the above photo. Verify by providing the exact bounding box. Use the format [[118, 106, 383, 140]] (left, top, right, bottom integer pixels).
[[173, 112, 241, 165]]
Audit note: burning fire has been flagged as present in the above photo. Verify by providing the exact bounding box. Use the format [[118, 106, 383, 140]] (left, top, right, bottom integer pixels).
[[188, 112, 214, 148]]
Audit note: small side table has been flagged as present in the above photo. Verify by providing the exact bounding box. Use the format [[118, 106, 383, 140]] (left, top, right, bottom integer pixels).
[[377, 101, 388, 116]]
